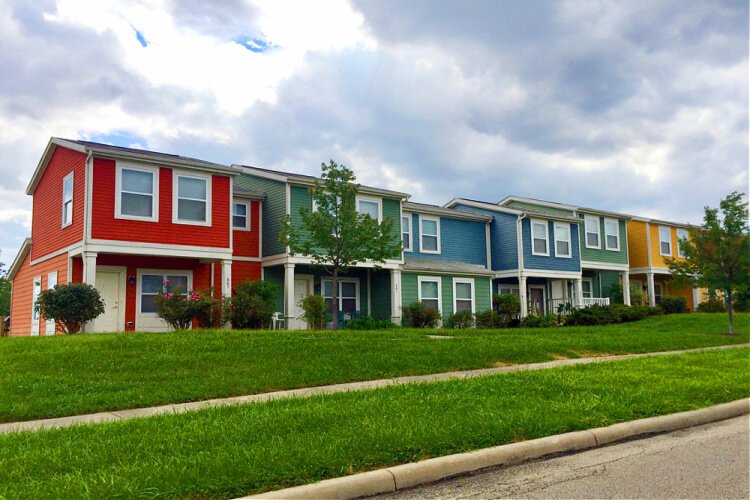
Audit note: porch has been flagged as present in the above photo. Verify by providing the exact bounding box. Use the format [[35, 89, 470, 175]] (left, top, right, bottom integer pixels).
[[495, 276, 611, 317]]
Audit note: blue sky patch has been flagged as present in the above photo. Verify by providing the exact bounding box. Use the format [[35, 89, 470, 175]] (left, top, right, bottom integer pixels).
[[133, 27, 149, 47], [87, 131, 148, 150], [234, 36, 270, 53]]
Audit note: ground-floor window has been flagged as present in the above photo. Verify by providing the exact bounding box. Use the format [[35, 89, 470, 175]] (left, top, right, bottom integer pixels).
[[453, 278, 475, 313], [498, 284, 520, 296], [654, 283, 663, 304], [322, 278, 360, 313], [418, 276, 441, 312], [139, 272, 191, 314], [582, 279, 593, 299]]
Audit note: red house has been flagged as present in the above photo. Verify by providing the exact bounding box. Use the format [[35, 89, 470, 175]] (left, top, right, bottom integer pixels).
[[7, 138, 263, 335]]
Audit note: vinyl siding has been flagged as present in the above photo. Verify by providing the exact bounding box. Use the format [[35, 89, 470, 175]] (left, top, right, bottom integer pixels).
[[9, 251, 69, 336], [626, 221, 650, 268], [649, 224, 686, 268], [452, 204, 518, 270], [522, 219, 580, 272], [263, 265, 285, 313], [505, 201, 574, 218], [234, 174, 286, 257], [232, 200, 261, 258], [579, 215, 628, 265], [401, 272, 492, 317], [383, 198, 402, 254], [369, 269, 391, 320], [407, 213, 487, 266]]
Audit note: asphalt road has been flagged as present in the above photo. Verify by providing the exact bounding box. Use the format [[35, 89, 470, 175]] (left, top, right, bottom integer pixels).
[[376, 414, 750, 499]]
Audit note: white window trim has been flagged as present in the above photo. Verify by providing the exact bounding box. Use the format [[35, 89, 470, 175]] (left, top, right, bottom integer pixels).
[[658, 226, 672, 256], [62, 172, 73, 228], [320, 277, 361, 312], [553, 222, 572, 258], [604, 218, 620, 251], [136, 269, 193, 318], [498, 284, 520, 295], [419, 215, 441, 254], [582, 278, 593, 299], [172, 170, 212, 226], [417, 275, 442, 313], [115, 163, 159, 222], [584, 215, 601, 249], [453, 277, 476, 314], [530, 218, 550, 257], [356, 194, 383, 223], [676, 228, 688, 258], [402, 213, 412, 252], [232, 201, 251, 231]]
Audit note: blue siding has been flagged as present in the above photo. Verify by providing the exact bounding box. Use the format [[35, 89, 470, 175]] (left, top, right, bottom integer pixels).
[[522, 219, 581, 272], [452, 204, 518, 270], [407, 213, 487, 266]]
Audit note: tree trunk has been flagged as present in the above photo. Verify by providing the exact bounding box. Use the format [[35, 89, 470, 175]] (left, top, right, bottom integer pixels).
[[726, 289, 735, 335], [331, 268, 339, 331]]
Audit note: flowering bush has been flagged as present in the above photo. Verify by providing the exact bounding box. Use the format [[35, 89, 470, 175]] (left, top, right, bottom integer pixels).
[[154, 281, 194, 330], [223, 280, 277, 329]]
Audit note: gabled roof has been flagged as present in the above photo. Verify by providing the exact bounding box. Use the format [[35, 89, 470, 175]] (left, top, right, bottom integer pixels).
[[403, 201, 493, 222], [26, 138, 237, 195], [7, 238, 31, 281], [233, 164, 411, 200]]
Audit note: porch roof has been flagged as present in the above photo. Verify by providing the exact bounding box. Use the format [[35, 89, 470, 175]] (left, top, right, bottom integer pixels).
[[403, 257, 494, 275]]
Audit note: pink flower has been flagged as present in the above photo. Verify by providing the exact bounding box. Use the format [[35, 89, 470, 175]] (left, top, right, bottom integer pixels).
[[166, 293, 173, 299], [163, 279, 171, 285]]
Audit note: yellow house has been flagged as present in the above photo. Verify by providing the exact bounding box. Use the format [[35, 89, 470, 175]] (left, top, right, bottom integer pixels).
[[627, 217, 707, 311]]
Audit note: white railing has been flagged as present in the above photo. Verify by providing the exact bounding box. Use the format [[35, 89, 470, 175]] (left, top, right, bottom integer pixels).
[[581, 297, 610, 307]]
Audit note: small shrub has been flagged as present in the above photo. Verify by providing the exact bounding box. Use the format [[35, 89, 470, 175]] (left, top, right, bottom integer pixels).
[[521, 312, 559, 328], [629, 286, 645, 306], [565, 304, 660, 326], [191, 290, 222, 328], [300, 295, 327, 330], [403, 301, 441, 328], [493, 293, 520, 325], [475, 310, 502, 329], [343, 316, 399, 330], [226, 281, 277, 329], [443, 311, 474, 329], [659, 296, 687, 314], [37, 283, 105, 334], [697, 299, 726, 313]]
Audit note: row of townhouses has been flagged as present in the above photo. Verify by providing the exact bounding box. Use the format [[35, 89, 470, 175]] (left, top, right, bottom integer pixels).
[[7, 138, 705, 335]]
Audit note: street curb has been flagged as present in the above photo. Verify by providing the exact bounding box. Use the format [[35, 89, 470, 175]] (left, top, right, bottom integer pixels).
[[246, 398, 750, 499], [2, 343, 747, 434]]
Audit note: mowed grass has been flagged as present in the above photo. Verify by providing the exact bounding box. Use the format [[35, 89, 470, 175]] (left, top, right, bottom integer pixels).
[[0, 348, 747, 499], [1, 313, 747, 423]]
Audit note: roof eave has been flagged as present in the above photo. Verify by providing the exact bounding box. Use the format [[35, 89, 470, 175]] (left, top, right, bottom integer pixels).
[[7, 238, 31, 281]]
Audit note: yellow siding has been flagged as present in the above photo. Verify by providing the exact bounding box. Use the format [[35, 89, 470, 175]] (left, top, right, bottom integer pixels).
[[626, 220, 650, 268], [649, 224, 687, 268]]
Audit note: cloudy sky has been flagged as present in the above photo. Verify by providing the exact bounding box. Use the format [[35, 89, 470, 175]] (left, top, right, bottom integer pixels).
[[1, 0, 747, 266]]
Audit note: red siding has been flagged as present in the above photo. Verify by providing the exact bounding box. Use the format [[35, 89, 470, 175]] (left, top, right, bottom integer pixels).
[[232, 261, 262, 290], [232, 200, 261, 258], [90, 159, 231, 248], [10, 251, 69, 336], [30, 147, 86, 260]]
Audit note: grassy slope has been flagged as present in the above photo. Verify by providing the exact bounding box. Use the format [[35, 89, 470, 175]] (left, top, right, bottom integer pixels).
[[0, 349, 747, 498], [0, 313, 747, 423]]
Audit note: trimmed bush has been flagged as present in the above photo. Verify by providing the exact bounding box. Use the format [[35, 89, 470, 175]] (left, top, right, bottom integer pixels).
[[36, 283, 105, 334], [403, 301, 441, 328], [343, 316, 399, 330], [697, 299, 726, 313], [660, 296, 687, 314], [564, 304, 661, 326], [300, 295, 326, 330], [521, 312, 559, 328], [475, 310, 502, 329], [443, 311, 474, 329], [225, 281, 278, 330], [493, 293, 520, 325]]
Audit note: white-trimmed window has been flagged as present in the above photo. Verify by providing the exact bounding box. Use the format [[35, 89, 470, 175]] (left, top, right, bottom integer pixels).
[[453, 278, 475, 313], [233, 202, 250, 230], [553, 222, 571, 258], [62, 172, 73, 228], [116, 164, 158, 221], [654, 283, 663, 304], [584, 215, 600, 248], [676, 228, 688, 258], [173, 172, 211, 225], [418, 276, 441, 312], [139, 272, 190, 314], [420, 216, 441, 254], [322, 278, 360, 313], [402, 214, 412, 252], [531, 219, 549, 256], [604, 218, 620, 251], [356, 195, 382, 222], [659, 226, 672, 256], [582, 279, 593, 299]]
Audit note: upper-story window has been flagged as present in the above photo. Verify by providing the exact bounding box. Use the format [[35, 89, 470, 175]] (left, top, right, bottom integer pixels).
[[676, 228, 688, 258], [356, 195, 382, 222], [419, 215, 441, 254], [531, 219, 549, 256], [604, 218, 620, 251], [116, 164, 158, 222], [402, 214, 412, 252], [553, 222, 571, 258], [584, 215, 600, 248], [62, 172, 73, 228], [659, 226, 672, 256], [173, 172, 211, 226], [233, 202, 250, 230]]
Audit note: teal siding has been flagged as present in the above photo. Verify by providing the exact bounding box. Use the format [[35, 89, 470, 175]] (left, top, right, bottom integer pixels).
[[600, 271, 622, 302], [383, 198, 402, 258], [235, 174, 286, 256], [579, 215, 628, 265], [263, 266, 285, 312], [401, 272, 492, 318], [370, 269, 391, 319]]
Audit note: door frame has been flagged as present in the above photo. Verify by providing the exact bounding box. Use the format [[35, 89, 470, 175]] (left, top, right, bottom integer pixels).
[[293, 274, 314, 329], [528, 285, 546, 315], [93, 266, 127, 333]]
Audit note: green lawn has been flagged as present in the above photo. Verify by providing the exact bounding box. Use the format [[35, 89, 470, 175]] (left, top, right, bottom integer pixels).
[[0, 349, 747, 498], [0, 313, 747, 423]]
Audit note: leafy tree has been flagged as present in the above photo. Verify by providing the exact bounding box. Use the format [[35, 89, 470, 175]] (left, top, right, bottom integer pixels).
[[666, 192, 749, 335], [37, 283, 105, 334], [280, 160, 401, 330], [0, 260, 10, 317]]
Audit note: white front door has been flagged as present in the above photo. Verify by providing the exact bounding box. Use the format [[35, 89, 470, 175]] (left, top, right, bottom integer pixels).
[[94, 270, 124, 332], [294, 278, 311, 329], [45, 271, 57, 335]]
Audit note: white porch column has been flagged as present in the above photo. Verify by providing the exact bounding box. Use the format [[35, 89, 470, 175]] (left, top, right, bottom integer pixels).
[[519, 276, 528, 318], [221, 260, 232, 298], [692, 288, 701, 311], [82, 252, 97, 287], [622, 272, 631, 306], [646, 272, 656, 307], [284, 263, 296, 330], [575, 278, 584, 308], [390, 269, 402, 325]]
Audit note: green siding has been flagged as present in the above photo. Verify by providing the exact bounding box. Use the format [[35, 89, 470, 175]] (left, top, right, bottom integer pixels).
[[401, 272, 492, 318], [506, 201, 575, 218], [263, 266, 285, 312], [235, 174, 286, 256], [370, 269, 391, 319], [579, 215, 628, 265], [383, 198, 402, 257], [289, 186, 314, 250], [600, 271, 622, 302]]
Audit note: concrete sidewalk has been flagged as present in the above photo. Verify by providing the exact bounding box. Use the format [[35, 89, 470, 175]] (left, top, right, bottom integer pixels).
[[1, 343, 747, 434]]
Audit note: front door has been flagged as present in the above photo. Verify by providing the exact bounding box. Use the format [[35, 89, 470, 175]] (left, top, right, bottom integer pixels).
[[94, 271, 123, 332], [529, 286, 545, 315], [294, 278, 312, 329]]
